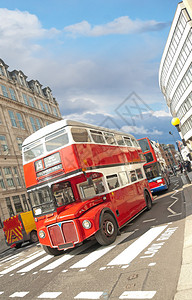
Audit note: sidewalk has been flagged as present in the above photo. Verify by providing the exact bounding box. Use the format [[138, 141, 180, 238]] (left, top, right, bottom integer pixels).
[[0, 236, 9, 254], [174, 171, 192, 300]]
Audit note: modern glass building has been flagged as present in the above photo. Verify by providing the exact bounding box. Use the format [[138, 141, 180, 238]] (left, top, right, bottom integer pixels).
[[159, 0, 192, 153]]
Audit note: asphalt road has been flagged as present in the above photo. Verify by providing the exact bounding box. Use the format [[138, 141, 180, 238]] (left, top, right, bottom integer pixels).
[[0, 175, 185, 300]]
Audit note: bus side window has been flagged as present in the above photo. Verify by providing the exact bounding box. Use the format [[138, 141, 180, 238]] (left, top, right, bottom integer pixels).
[[136, 168, 143, 180], [71, 127, 91, 143], [106, 174, 120, 190], [104, 133, 116, 145], [114, 135, 125, 146], [119, 171, 129, 186], [124, 137, 133, 147], [130, 170, 137, 182], [90, 130, 105, 144]]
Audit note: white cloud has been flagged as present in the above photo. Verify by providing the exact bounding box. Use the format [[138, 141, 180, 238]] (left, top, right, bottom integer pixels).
[[64, 16, 169, 37], [151, 110, 171, 117], [121, 125, 163, 136]]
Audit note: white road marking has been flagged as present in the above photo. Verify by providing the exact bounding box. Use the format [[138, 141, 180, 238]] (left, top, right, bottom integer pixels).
[[0, 292, 4, 295], [41, 240, 96, 271], [74, 292, 103, 299], [17, 255, 53, 273], [0, 253, 21, 264], [70, 231, 134, 269], [0, 251, 45, 275], [9, 292, 29, 298], [148, 263, 156, 267], [38, 292, 62, 298], [108, 225, 167, 266], [143, 219, 156, 223], [119, 291, 156, 299]]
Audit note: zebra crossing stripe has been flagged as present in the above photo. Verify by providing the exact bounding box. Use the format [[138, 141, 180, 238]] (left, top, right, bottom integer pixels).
[[17, 255, 53, 273], [37, 292, 62, 298], [70, 231, 134, 269], [108, 225, 167, 266], [119, 291, 156, 299], [74, 292, 103, 299], [0, 251, 45, 275], [9, 292, 29, 298], [41, 240, 96, 271]]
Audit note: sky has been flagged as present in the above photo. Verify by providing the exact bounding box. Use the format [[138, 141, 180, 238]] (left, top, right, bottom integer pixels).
[[0, 0, 181, 145]]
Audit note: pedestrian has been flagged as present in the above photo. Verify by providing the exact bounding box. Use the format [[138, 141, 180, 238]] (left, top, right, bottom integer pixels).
[[179, 163, 183, 173], [185, 160, 191, 172]]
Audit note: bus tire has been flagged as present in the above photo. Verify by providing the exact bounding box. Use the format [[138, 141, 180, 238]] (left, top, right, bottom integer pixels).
[[30, 230, 38, 243], [42, 245, 64, 256], [145, 190, 152, 210], [95, 213, 117, 246], [15, 242, 22, 249]]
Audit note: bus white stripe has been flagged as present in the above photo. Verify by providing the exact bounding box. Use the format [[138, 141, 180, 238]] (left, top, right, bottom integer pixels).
[[108, 225, 167, 266], [70, 231, 134, 269], [0, 251, 45, 275]]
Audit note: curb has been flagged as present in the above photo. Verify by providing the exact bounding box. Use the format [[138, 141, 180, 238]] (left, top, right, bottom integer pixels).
[[174, 178, 192, 300]]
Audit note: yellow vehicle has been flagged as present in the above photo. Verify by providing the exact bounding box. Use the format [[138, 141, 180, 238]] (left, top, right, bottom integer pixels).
[[3, 211, 38, 248]]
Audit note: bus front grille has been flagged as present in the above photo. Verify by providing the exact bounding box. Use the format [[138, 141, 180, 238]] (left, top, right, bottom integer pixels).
[[48, 221, 79, 247]]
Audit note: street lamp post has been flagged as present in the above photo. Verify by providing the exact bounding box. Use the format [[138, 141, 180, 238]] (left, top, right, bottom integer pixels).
[[171, 117, 191, 184]]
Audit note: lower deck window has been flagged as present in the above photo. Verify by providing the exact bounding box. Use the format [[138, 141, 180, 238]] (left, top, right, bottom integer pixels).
[[52, 181, 75, 206], [106, 174, 120, 190], [79, 178, 105, 199]]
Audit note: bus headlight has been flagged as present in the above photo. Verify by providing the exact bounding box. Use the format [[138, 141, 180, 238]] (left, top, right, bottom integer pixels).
[[82, 220, 92, 229], [39, 230, 46, 239]]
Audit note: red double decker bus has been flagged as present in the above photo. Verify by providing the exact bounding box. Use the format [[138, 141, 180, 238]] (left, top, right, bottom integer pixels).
[[22, 120, 153, 256], [138, 137, 170, 194]]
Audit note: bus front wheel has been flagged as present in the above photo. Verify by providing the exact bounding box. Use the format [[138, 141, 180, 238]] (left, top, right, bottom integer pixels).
[[95, 213, 118, 246], [42, 245, 64, 256]]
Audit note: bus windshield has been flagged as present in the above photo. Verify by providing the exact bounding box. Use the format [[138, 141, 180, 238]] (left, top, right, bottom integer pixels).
[[29, 187, 56, 217], [144, 162, 162, 180]]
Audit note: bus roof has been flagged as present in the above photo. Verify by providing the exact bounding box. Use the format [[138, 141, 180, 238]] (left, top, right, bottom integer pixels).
[[22, 119, 136, 147]]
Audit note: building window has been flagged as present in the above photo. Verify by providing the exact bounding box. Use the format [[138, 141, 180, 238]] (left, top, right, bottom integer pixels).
[[40, 101, 45, 111], [8, 110, 17, 127], [36, 118, 42, 130], [16, 112, 25, 130], [13, 167, 22, 187], [53, 107, 58, 117], [21, 194, 30, 211], [1, 85, 8, 98], [23, 93, 29, 105], [29, 96, 35, 108], [3, 167, 11, 175], [0, 135, 9, 154], [5, 197, 14, 217], [0, 66, 5, 76], [6, 178, 15, 187], [30, 117, 37, 132], [0, 170, 5, 189], [16, 137, 23, 151], [9, 88, 17, 101], [44, 103, 50, 113], [13, 195, 23, 213]]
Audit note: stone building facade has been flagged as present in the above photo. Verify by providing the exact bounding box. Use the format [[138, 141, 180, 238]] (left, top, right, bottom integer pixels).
[[0, 58, 62, 231]]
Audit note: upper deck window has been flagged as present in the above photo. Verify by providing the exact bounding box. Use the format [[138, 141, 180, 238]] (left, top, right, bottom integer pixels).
[[115, 135, 125, 146], [71, 127, 91, 142], [90, 130, 105, 144], [45, 129, 69, 152], [124, 137, 132, 147], [104, 133, 116, 145], [131, 139, 139, 147], [23, 140, 44, 162], [138, 139, 150, 152]]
